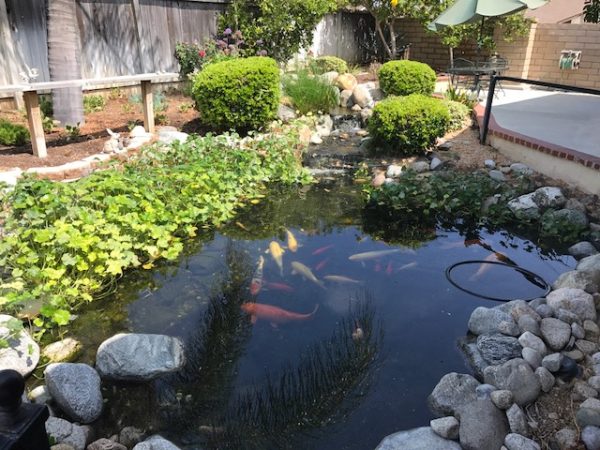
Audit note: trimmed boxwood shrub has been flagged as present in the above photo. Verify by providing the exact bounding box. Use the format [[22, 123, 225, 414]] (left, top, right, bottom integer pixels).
[[0, 120, 30, 146], [192, 56, 280, 132], [378, 60, 436, 97], [367, 94, 450, 154], [312, 56, 348, 75]]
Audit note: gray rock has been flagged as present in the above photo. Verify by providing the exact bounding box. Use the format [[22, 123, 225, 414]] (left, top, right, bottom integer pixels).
[[276, 105, 296, 123], [42, 338, 82, 363], [386, 164, 404, 178], [572, 322, 586, 339], [469, 307, 518, 336], [489, 170, 506, 181], [501, 300, 542, 322], [310, 134, 323, 145], [535, 366, 554, 392], [582, 426, 600, 450], [87, 439, 127, 450], [430, 416, 459, 440], [563, 349, 584, 362], [547, 288, 596, 321], [0, 314, 40, 377], [499, 320, 521, 337], [510, 163, 533, 175], [476, 383, 497, 399], [519, 332, 547, 355], [352, 85, 374, 108], [529, 298, 547, 309], [427, 372, 480, 417], [457, 398, 509, 450], [577, 398, 600, 428], [540, 318, 572, 351], [430, 157, 443, 171], [567, 197, 587, 212], [573, 380, 598, 401], [504, 433, 540, 450], [320, 71, 339, 85], [360, 107, 372, 125], [339, 89, 354, 108], [542, 209, 589, 233], [477, 334, 522, 365], [157, 130, 189, 145], [374, 426, 462, 450], [45, 363, 103, 423], [491, 389, 513, 409], [556, 308, 582, 325], [533, 186, 566, 209], [577, 254, 600, 273], [507, 404, 530, 436], [46, 417, 87, 450], [522, 347, 543, 369], [315, 115, 333, 138], [483, 359, 541, 406], [518, 315, 541, 336], [535, 304, 553, 318], [96, 333, 185, 381], [119, 427, 145, 448], [132, 435, 181, 450], [29, 384, 52, 405], [553, 270, 600, 295], [410, 161, 430, 173], [576, 339, 598, 354], [569, 242, 598, 259], [459, 339, 490, 378], [554, 427, 579, 450], [484, 159, 496, 169], [585, 320, 600, 340], [590, 377, 600, 391], [542, 353, 563, 372], [508, 194, 540, 220]]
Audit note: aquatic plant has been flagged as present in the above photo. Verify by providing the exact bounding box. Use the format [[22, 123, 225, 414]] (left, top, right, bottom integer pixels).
[[282, 69, 339, 115], [0, 130, 311, 332]]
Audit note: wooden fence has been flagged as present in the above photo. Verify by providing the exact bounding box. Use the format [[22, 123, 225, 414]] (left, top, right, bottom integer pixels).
[[0, 0, 226, 88]]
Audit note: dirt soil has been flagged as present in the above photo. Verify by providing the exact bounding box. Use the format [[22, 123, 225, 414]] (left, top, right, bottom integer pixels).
[[0, 92, 201, 171]]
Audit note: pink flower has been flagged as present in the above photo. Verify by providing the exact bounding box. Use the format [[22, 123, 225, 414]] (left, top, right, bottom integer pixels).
[[198, 50, 206, 58]]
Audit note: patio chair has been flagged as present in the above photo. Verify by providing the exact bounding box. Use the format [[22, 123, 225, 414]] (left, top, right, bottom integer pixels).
[[448, 58, 476, 91]]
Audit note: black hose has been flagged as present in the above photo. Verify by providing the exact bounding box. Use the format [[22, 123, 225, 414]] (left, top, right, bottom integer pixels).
[[445, 260, 551, 303]]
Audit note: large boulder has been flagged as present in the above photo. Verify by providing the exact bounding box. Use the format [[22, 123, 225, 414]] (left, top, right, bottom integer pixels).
[[508, 194, 540, 220], [44, 363, 103, 423], [483, 359, 541, 406], [578, 254, 600, 273], [95, 333, 184, 381], [456, 398, 509, 450], [532, 187, 566, 209], [468, 307, 518, 336], [335, 73, 357, 91], [0, 314, 40, 377], [352, 84, 374, 108], [427, 372, 480, 417], [546, 288, 596, 321], [569, 242, 598, 259], [132, 435, 181, 450], [553, 270, 600, 294], [375, 426, 462, 450]]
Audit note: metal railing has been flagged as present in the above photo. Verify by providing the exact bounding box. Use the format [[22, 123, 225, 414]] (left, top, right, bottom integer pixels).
[[480, 75, 600, 144]]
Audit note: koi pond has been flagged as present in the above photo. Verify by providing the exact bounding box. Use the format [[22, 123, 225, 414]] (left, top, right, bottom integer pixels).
[[69, 180, 575, 449]]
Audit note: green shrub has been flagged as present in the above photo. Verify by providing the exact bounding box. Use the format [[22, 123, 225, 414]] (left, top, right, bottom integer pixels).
[[283, 69, 338, 115], [367, 94, 450, 154], [378, 60, 436, 97], [0, 120, 30, 146], [312, 56, 348, 74], [192, 57, 280, 132], [443, 99, 471, 131], [83, 95, 106, 113]]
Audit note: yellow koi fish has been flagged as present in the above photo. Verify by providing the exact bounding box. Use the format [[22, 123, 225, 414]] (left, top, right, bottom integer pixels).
[[268, 241, 285, 276], [286, 229, 298, 252]]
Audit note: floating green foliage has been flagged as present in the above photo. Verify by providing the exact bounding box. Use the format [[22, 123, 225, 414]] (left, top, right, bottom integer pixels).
[[0, 129, 312, 333]]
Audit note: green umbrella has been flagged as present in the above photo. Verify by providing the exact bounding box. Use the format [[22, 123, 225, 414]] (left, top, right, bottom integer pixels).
[[428, 0, 548, 31]]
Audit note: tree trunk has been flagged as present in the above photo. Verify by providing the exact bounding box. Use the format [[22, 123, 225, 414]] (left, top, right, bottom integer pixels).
[[449, 47, 454, 67], [47, 0, 84, 126], [388, 20, 397, 59], [374, 20, 393, 61]]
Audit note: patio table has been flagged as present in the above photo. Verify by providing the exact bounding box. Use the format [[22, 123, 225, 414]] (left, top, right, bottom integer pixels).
[[447, 60, 509, 96]]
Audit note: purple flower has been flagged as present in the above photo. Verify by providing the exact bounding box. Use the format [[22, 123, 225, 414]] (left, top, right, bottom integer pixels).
[[256, 39, 264, 46], [216, 39, 227, 49], [257, 49, 268, 56], [224, 28, 232, 36]]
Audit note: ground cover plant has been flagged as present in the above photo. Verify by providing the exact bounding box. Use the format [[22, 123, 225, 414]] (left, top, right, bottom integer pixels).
[[0, 129, 311, 334], [443, 99, 471, 132], [282, 69, 339, 115], [378, 60, 436, 97], [83, 95, 107, 114], [192, 57, 280, 132], [0, 120, 30, 146]]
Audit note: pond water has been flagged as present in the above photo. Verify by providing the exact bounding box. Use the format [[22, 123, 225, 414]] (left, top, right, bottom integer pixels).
[[70, 180, 576, 450]]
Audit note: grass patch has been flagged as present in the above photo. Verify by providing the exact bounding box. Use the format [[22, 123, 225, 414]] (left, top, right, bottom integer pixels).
[[282, 69, 338, 115]]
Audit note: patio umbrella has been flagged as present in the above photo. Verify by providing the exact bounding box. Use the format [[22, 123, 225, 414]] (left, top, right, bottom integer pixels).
[[428, 0, 548, 31]]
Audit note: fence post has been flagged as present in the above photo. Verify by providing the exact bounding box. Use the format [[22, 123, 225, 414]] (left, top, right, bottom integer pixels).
[[480, 75, 497, 144], [0, 370, 51, 450]]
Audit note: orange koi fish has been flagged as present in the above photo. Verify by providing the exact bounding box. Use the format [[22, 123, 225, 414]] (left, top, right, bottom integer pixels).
[[241, 302, 319, 324], [265, 281, 294, 292], [249, 256, 265, 296], [312, 244, 334, 256]]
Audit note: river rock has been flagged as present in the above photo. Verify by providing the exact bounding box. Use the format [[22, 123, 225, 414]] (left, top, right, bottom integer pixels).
[[157, 130, 189, 145], [507, 404, 530, 436], [0, 314, 40, 377], [427, 372, 480, 417], [315, 114, 333, 138], [576, 339, 598, 354], [375, 426, 461, 450], [533, 187, 566, 209], [585, 320, 600, 340], [339, 89, 354, 108], [87, 439, 126, 450], [535, 366, 555, 392], [483, 359, 541, 406], [556, 308, 582, 326], [310, 134, 323, 145], [95, 333, 184, 381], [46, 417, 87, 450], [504, 433, 540, 450], [484, 159, 496, 169], [540, 318, 571, 351], [119, 427, 145, 448], [572, 322, 585, 339], [45, 363, 103, 423], [508, 193, 540, 219], [459, 339, 490, 378], [553, 270, 600, 294], [29, 384, 52, 405], [519, 332, 547, 355], [132, 435, 180, 450], [430, 416, 459, 440], [477, 334, 522, 365], [410, 161, 430, 173], [476, 383, 497, 399], [535, 304, 553, 318], [573, 380, 598, 401], [501, 300, 542, 322], [577, 398, 600, 428], [582, 426, 600, 450], [569, 242, 598, 259], [518, 316, 541, 336], [547, 288, 596, 321], [321, 71, 339, 85], [491, 390, 513, 409], [489, 170, 506, 182], [469, 307, 518, 336], [386, 164, 404, 178], [554, 427, 579, 450], [335, 73, 357, 91], [352, 85, 374, 108], [430, 157, 443, 171], [510, 163, 533, 175], [577, 254, 600, 273], [457, 398, 509, 450], [42, 338, 82, 363], [522, 347, 542, 369], [277, 105, 296, 122]]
